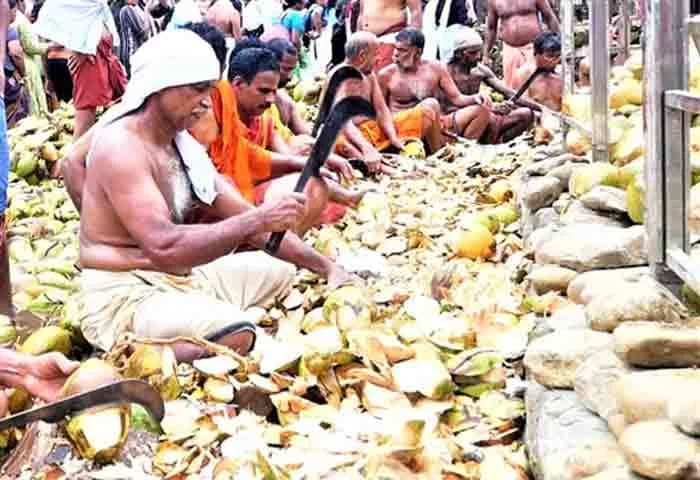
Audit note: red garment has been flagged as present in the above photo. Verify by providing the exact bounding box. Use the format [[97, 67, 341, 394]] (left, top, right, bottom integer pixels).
[[71, 31, 127, 110]]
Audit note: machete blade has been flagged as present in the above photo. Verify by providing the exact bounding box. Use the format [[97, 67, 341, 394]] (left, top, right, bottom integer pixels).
[[0, 379, 164, 431], [265, 96, 376, 254], [312, 65, 364, 136]]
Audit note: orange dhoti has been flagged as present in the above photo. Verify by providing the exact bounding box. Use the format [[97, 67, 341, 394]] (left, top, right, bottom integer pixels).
[[502, 42, 535, 90]]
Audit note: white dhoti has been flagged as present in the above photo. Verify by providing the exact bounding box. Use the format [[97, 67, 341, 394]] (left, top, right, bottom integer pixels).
[[80, 252, 295, 351]]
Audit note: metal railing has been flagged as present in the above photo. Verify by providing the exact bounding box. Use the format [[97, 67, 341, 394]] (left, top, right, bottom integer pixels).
[[646, 0, 700, 289], [559, 0, 632, 161]]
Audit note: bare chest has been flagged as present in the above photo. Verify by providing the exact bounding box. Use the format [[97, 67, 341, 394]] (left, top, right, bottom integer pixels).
[[451, 69, 485, 96], [152, 149, 195, 224], [493, 0, 538, 18], [388, 70, 439, 104]]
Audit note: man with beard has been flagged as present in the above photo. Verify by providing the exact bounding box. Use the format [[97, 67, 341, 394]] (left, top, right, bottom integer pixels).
[[483, 0, 559, 90], [325, 31, 445, 174], [512, 32, 563, 112], [442, 27, 537, 144], [378, 28, 495, 142], [357, 0, 422, 71]]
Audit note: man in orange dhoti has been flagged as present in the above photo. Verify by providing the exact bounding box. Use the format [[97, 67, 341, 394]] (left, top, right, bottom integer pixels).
[[190, 46, 365, 232]]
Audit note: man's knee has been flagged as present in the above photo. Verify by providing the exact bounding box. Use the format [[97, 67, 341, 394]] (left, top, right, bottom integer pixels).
[[419, 98, 441, 127]]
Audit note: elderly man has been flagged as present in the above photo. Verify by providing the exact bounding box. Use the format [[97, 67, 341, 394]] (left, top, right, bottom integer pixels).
[[483, 0, 559, 90], [358, 0, 422, 71], [327, 31, 445, 174], [34, 0, 127, 138], [76, 29, 350, 362], [378, 28, 494, 142], [441, 27, 537, 144]]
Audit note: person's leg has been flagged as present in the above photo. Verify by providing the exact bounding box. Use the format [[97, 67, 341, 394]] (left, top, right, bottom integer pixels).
[[73, 108, 97, 140], [0, 98, 11, 318], [262, 174, 330, 235], [452, 105, 491, 140], [132, 292, 260, 363], [417, 98, 447, 153], [498, 107, 535, 142], [197, 251, 296, 310]]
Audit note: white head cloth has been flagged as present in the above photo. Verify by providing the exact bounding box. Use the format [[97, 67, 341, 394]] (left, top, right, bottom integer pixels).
[[439, 25, 483, 64], [34, 0, 119, 55], [94, 30, 222, 205]]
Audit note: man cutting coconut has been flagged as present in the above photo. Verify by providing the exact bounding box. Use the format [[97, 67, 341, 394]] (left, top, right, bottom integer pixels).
[[75, 29, 353, 363], [440, 26, 538, 144]]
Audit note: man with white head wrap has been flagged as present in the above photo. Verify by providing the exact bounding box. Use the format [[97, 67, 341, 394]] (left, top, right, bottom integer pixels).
[[34, 0, 127, 138], [441, 25, 539, 144], [75, 29, 311, 362]]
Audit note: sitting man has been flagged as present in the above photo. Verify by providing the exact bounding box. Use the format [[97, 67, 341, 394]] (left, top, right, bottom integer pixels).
[[377, 28, 495, 142], [441, 27, 538, 144], [76, 29, 352, 362], [328, 31, 445, 175], [512, 31, 563, 112], [190, 45, 364, 234], [265, 38, 315, 155]]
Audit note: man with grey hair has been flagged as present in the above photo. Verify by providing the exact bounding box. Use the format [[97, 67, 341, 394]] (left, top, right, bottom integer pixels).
[[325, 31, 445, 174]]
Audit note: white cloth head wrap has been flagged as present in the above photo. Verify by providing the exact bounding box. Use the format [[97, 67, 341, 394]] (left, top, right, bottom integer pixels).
[[34, 0, 119, 55], [439, 25, 483, 63], [93, 30, 222, 205]]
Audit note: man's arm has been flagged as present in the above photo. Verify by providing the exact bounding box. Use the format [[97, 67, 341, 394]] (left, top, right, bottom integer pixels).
[[483, 0, 498, 67], [231, 9, 242, 40], [92, 130, 304, 271], [371, 72, 402, 148], [439, 63, 484, 108], [481, 64, 541, 111], [536, 0, 559, 32], [281, 92, 312, 136], [205, 175, 337, 278], [406, 0, 422, 28], [8, 39, 25, 77]]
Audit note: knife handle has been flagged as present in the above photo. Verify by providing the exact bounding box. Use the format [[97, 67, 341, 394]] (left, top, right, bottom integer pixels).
[[265, 232, 285, 255]]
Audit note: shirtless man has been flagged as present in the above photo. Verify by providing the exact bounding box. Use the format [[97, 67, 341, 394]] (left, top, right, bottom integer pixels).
[[73, 30, 355, 361], [378, 28, 494, 142], [513, 32, 563, 111], [357, 0, 421, 71], [483, 0, 559, 90], [326, 31, 445, 174], [266, 38, 315, 154], [206, 0, 241, 44], [444, 27, 537, 144]]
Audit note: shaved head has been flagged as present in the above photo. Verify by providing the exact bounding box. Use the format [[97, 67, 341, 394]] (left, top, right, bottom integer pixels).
[[345, 31, 378, 60]]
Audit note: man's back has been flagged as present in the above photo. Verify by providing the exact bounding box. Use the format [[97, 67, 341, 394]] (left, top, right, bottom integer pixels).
[[207, 0, 240, 39]]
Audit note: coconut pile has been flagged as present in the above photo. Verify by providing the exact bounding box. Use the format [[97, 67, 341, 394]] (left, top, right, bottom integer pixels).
[[0, 110, 568, 478]]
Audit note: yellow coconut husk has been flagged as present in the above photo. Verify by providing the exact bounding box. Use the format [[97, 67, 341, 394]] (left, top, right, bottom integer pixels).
[[626, 175, 646, 224], [61, 359, 130, 464], [19, 326, 72, 355], [452, 223, 496, 260], [323, 286, 375, 332]]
